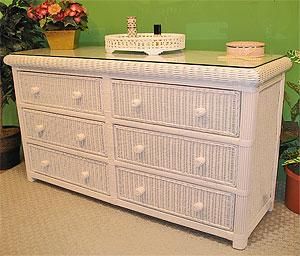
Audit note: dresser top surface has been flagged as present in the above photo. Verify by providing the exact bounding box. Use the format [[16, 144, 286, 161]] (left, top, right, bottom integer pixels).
[[13, 46, 284, 68]]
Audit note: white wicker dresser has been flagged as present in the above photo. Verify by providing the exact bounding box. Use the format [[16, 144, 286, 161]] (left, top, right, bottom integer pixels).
[[5, 47, 291, 249]]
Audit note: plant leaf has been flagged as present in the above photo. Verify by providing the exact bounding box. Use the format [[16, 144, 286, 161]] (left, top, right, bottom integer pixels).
[[63, 16, 77, 28], [287, 50, 300, 64], [39, 18, 46, 29], [287, 81, 300, 95], [0, 2, 7, 15], [291, 99, 300, 122], [1, 0, 46, 109]]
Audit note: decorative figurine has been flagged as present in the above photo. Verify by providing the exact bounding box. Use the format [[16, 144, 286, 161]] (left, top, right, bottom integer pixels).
[[127, 16, 137, 37]]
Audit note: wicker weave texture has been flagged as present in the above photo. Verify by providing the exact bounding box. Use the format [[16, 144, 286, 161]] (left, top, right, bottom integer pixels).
[[28, 145, 110, 194], [19, 72, 104, 114], [114, 125, 238, 186], [116, 167, 235, 231], [23, 109, 106, 156], [4, 55, 292, 89], [112, 80, 241, 137]]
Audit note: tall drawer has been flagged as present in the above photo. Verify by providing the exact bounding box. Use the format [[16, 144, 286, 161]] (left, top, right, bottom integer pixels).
[[19, 72, 104, 114], [24, 109, 107, 156], [112, 80, 240, 137], [116, 167, 235, 231], [28, 144, 110, 194], [114, 125, 238, 186]]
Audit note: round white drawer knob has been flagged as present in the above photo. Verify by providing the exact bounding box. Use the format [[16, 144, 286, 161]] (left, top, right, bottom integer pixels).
[[35, 124, 45, 133], [194, 157, 206, 167], [194, 107, 207, 117], [193, 202, 204, 212], [40, 160, 50, 169], [81, 171, 90, 182], [72, 91, 83, 100], [131, 98, 142, 108], [133, 144, 145, 154], [31, 86, 40, 95], [135, 186, 146, 196], [76, 133, 86, 142]]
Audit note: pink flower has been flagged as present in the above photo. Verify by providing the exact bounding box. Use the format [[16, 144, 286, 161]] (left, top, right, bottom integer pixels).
[[40, 8, 48, 16], [64, 8, 71, 17], [69, 11, 76, 16], [35, 6, 47, 19], [70, 3, 83, 13], [40, 3, 49, 9], [27, 7, 37, 20], [74, 16, 81, 23], [54, 11, 65, 21]]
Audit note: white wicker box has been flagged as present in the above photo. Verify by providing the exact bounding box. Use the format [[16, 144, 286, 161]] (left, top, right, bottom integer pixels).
[[105, 33, 185, 55]]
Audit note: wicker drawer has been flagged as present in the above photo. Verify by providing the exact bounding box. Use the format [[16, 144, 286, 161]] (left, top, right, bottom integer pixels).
[[116, 167, 235, 231], [19, 72, 104, 114], [24, 109, 107, 156], [114, 125, 238, 186], [28, 144, 110, 194], [112, 80, 240, 137]]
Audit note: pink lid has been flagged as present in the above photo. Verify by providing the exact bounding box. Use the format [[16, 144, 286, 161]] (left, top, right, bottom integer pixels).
[[226, 41, 265, 48]]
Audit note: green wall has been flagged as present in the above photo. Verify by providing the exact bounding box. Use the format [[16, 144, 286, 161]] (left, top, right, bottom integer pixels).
[[2, 0, 299, 124], [81, 0, 299, 53]]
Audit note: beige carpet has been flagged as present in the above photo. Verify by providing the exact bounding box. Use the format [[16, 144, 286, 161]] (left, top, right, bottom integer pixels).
[[1, 162, 299, 256]]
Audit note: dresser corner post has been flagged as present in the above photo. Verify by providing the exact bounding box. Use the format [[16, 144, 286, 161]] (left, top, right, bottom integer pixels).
[[27, 174, 36, 182], [232, 234, 248, 250]]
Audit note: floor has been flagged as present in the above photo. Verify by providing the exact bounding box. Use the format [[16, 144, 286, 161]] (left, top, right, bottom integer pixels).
[[1, 162, 299, 256]]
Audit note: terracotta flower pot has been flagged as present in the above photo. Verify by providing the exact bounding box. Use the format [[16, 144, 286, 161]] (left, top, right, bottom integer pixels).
[[285, 165, 300, 214], [45, 30, 80, 50]]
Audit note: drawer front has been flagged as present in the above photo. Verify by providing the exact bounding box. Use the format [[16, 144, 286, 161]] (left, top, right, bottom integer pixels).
[[114, 125, 238, 186], [116, 167, 235, 230], [19, 72, 104, 114], [24, 109, 106, 156], [28, 145, 110, 194], [112, 80, 240, 137]]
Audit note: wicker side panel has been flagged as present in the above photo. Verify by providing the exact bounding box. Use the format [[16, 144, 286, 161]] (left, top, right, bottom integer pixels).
[[23, 110, 106, 156], [114, 125, 238, 186], [248, 82, 281, 220], [112, 80, 241, 137], [116, 167, 235, 230], [28, 145, 109, 194], [19, 72, 104, 114]]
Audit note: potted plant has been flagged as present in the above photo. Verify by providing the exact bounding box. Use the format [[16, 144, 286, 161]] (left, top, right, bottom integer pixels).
[[27, 0, 88, 50], [0, 0, 45, 170], [281, 146, 300, 214], [279, 49, 300, 214]]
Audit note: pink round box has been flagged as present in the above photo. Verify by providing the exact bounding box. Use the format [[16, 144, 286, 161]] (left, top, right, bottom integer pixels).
[[226, 41, 265, 57]]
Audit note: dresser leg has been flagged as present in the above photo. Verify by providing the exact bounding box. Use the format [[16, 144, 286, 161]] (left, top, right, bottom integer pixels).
[[27, 175, 36, 182], [268, 201, 275, 212], [232, 236, 248, 250]]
